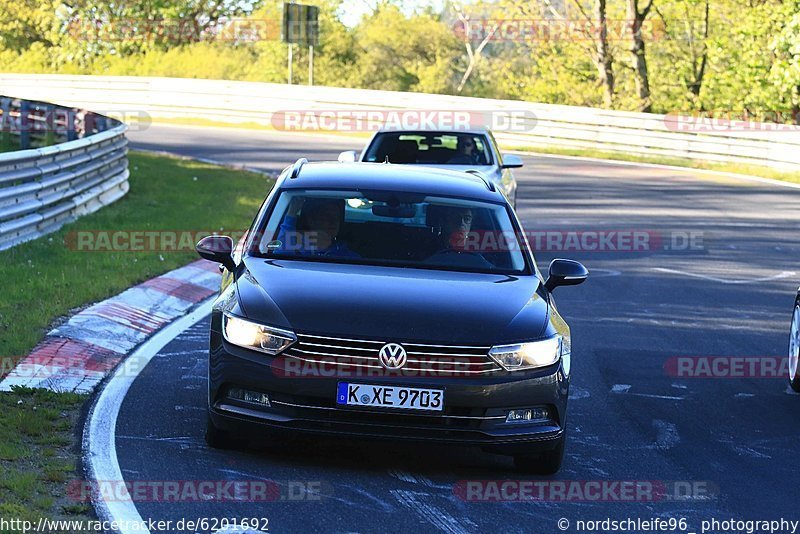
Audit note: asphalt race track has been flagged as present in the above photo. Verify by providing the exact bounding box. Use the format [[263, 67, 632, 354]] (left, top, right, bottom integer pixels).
[[118, 124, 800, 533]]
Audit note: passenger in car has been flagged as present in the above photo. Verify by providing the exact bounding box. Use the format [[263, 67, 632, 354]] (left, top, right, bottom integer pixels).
[[274, 198, 360, 258]]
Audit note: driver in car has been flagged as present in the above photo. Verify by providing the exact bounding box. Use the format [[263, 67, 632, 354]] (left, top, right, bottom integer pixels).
[[273, 197, 359, 258], [443, 207, 474, 250], [447, 137, 482, 165], [426, 206, 493, 268]]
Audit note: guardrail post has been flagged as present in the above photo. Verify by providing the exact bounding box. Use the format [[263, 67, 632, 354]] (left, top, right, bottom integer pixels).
[[19, 100, 30, 150], [0, 97, 10, 149], [44, 104, 56, 146], [66, 109, 77, 141], [84, 112, 95, 136]]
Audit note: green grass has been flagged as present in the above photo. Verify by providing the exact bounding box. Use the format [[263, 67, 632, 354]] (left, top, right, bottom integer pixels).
[[0, 152, 273, 529], [504, 144, 800, 185], [0, 151, 273, 363], [0, 388, 89, 532], [0, 134, 60, 153], [0, 135, 20, 153]]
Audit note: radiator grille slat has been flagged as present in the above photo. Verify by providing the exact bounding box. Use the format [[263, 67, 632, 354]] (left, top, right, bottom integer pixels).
[[285, 333, 502, 375]]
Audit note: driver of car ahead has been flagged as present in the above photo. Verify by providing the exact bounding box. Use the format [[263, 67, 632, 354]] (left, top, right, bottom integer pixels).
[[273, 197, 359, 258]]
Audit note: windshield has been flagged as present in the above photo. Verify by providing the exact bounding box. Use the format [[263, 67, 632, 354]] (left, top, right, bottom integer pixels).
[[251, 189, 528, 274], [363, 132, 493, 166]]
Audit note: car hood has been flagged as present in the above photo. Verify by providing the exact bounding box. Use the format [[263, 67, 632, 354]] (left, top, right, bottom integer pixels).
[[408, 164, 499, 177], [235, 258, 549, 345]]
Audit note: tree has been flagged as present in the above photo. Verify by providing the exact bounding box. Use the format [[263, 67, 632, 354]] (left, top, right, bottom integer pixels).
[[565, 0, 617, 107], [350, 4, 462, 93], [0, 0, 61, 52], [625, 0, 654, 111], [771, 6, 800, 120]]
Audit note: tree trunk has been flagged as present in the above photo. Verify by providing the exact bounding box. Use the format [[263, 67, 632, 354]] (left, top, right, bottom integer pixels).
[[687, 0, 709, 99], [594, 0, 615, 107], [626, 0, 653, 112], [455, 13, 498, 94]]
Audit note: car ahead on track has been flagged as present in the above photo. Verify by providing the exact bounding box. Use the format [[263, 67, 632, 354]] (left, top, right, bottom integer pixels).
[[195, 160, 587, 473], [790, 289, 800, 392], [338, 128, 522, 207]]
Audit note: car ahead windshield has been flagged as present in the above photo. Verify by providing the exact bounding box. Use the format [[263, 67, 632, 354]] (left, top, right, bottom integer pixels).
[[363, 132, 493, 166], [251, 189, 529, 275]]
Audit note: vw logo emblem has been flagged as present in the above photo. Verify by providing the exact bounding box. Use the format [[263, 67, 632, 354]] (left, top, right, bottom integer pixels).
[[378, 343, 407, 370]]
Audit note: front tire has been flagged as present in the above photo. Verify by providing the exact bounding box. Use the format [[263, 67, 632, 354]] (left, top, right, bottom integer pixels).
[[789, 301, 800, 392], [514, 433, 566, 475]]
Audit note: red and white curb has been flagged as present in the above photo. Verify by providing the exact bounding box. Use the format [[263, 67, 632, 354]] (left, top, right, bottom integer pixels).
[[0, 260, 220, 394]]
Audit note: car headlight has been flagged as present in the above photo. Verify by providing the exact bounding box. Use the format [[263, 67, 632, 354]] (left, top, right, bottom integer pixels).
[[488, 335, 568, 371], [222, 314, 296, 355]]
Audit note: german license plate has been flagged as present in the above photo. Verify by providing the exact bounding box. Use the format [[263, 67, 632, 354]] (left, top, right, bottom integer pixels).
[[336, 382, 444, 411]]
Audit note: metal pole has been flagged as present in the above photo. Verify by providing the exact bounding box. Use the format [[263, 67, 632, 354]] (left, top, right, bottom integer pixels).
[[44, 104, 56, 146], [288, 43, 293, 85], [308, 45, 314, 86], [66, 110, 77, 141], [0, 97, 10, 148], [19, 100, 30, 150]]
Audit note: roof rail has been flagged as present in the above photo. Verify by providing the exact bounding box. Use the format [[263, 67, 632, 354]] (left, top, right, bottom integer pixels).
[[289, 158, 308, 179], [464, 169, 495, 192]]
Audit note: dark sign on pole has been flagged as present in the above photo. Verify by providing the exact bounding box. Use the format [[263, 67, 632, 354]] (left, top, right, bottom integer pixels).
[[282, 3, 319, 47]]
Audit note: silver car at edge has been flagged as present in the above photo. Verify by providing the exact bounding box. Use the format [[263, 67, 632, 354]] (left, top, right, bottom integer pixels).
[[338, 127, 522, 207]]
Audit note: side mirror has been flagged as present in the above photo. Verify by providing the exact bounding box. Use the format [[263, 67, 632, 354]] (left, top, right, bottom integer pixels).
[[544, 259, 588, 292], [338, 150, 358, 163], [196, 235, 236, 272], [501, 154, 523, 169]]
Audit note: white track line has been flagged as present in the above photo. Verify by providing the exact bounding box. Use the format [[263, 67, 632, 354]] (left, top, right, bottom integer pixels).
[[83, 298, 214, 534], [653, 267, 797, 285]]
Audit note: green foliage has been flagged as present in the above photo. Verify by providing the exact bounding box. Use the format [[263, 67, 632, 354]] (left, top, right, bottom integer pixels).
[[350, 4, 462, 92], [771, 4, 800, 112], [0, 0, 62, 52]]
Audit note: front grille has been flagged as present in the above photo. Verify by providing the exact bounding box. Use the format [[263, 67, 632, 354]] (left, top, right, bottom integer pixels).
[[283, 333, 502, 375]]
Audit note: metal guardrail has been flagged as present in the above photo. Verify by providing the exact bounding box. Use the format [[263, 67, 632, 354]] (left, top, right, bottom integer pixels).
[[0, 96, 118, 150], [0, 97, 129, 251], [2, 74, 799, 172]]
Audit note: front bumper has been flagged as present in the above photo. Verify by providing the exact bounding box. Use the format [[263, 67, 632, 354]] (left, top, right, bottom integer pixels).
[[209, 335, 569, 456]]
